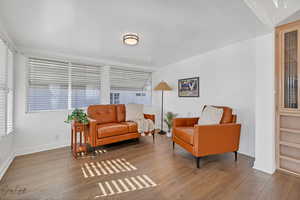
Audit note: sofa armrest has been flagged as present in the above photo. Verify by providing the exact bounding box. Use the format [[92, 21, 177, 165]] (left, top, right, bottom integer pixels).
[[144, 114, 155, 123], [232, 115, 237, 123], [173, 118, 199, 127], [193, 123, 241, 156], [88, 117, 99, 147]]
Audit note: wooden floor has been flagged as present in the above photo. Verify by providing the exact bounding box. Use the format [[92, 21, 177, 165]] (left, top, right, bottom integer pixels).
[[1, 135, 300, 200]]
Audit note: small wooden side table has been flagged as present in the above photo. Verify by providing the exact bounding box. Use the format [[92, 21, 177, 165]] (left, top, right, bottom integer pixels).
[[71, 122, 88, 159]]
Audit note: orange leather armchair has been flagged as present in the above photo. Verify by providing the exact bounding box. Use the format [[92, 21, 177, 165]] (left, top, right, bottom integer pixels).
[[172, 106, 241, 168]]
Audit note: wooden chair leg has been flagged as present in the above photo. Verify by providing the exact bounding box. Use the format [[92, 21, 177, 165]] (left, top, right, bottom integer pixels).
[[152, 133, 155, 143], [172, 141, 175, 150], [196, 157, 201, 168], [92, 147, 96, 156], [234, 151, 238, 161]]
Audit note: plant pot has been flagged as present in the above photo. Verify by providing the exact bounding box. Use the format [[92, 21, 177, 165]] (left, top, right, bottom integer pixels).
[[166, 130, 172, 137]]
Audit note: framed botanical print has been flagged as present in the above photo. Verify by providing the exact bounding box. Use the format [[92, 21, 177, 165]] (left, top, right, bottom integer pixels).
[[178, 77, 199, 97]]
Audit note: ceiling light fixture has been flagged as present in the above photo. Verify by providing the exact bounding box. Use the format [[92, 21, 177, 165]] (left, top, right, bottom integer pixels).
[[123, 33, 139, 46], [273, 0, 288, 8]]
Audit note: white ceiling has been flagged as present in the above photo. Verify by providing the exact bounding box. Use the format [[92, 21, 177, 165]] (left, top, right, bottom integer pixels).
[[0, 0, 270, 68], [278, 9, 300, 26], [244, 0, 300, 27]]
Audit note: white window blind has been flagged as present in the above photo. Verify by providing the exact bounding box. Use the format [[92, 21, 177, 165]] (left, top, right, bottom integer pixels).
[[0, 39, 14, 136], [110, 67, 151, 91], [28, 58, 69, 111], [110, 67, 152, 105], [71, 63, 101, 108], [6, 49, 13, 134], [27, 58, 102, 111], [0, 39, 7, 136]]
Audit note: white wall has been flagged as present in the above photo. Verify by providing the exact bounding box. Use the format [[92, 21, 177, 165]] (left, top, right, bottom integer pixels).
[[14, 54, 71, 155], [254, 33, 276, 174], [152, 34, 274, 159], [0, 134, 14, 179], [101, 66, 111, 104]]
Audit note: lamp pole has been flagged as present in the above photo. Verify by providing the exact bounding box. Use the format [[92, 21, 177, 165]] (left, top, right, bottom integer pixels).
[[154, 81, 172, 135], [160, 90, 165, 134]]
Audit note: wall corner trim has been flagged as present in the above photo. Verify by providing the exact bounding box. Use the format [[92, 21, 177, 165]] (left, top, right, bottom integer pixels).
[[0, 152, 15, 181]]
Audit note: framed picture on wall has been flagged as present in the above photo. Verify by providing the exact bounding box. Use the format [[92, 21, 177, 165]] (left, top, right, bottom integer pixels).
[[178, 77, 199, 97]]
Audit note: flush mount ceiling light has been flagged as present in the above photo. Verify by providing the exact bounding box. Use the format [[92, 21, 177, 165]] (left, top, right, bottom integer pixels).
[[123, 33, 139, 46]]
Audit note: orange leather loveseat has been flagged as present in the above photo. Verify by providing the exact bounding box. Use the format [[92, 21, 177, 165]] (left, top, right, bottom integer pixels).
[[87, 104, 155, 149], [172, 106, 241, 168]]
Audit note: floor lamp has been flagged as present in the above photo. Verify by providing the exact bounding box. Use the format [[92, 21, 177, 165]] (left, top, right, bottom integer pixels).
[[154, 81, 172, 134]]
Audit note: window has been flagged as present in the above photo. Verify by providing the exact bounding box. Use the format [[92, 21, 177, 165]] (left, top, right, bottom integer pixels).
[[110, 93, 120, 104], [6, 48, 13, 134], [0, 39, 14, 136], [136, 93, 146, 97], [71, 63, 101, 108], [27, 58, 102, 112], [110, 67, 152, 105], [28, 58, 69, 111]]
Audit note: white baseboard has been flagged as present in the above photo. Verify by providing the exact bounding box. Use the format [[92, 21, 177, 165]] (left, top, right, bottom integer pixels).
[[253, 163, 276, 175], [238, 149, 254, 158], [0, 142, 69, 181], [0, 152, 15, 181], [15, 142, 69, 157]]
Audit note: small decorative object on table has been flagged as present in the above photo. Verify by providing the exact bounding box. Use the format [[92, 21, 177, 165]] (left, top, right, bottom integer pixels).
[[164, 112, 178, 137], [65, 109, 89, 159]]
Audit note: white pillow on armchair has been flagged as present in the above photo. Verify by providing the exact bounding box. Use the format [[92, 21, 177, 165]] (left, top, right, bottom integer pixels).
[[198, 106, 223, 125], [125, 104, 144, 121]]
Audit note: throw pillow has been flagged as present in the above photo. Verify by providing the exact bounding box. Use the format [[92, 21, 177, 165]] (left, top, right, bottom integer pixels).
[[125, 104, 144, 121], [198, 106, 223, 125]]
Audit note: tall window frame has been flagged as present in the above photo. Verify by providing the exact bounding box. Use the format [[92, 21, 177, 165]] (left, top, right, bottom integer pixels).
[[0, 38, 14, 136], [26, 57, 102, 112], [26, 57, 153, 113]]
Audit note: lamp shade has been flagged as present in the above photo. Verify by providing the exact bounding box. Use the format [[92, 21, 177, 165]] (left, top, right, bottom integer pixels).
[[154, 81, 172, 91]]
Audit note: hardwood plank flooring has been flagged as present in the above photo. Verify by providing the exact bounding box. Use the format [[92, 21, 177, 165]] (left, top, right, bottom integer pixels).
[[1, 135, 300, 200]]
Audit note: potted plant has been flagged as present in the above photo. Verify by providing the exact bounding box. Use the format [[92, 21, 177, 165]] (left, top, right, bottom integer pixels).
[[65, 109, 89, 125], [164, 112, 178, 137]]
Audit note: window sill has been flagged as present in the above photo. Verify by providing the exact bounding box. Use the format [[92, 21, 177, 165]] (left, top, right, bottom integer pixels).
[[0, 130, 15, 139]]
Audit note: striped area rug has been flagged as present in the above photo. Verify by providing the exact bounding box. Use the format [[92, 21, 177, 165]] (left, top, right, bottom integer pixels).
[[81, 158, 137, 178], [95, 175, 157, 198]]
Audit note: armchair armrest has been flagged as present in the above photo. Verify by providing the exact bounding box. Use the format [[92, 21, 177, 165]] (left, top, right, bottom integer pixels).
[[173, 118, 199, 127], [193, 123, 241, 157], [144, 114, 155, 123]]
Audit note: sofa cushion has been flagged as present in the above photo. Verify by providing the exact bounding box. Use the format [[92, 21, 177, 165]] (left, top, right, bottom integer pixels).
[[116, 104, 126, 122], [198, 106, 223, 125], [125, 104, 144, 121], [97, 123, 128, 138], [88, 105, 117, 124], [120, 122, 138, 133], [173, 127, 194, 145]]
